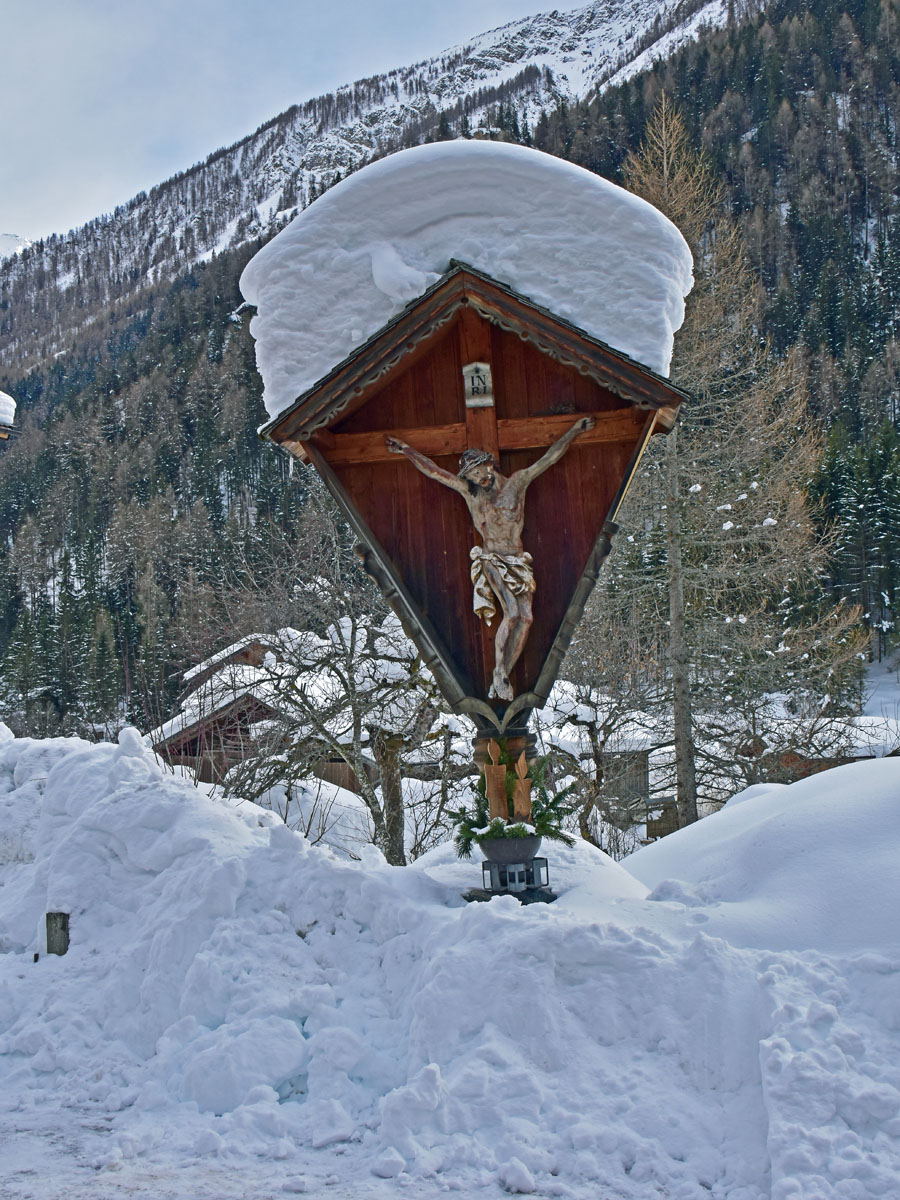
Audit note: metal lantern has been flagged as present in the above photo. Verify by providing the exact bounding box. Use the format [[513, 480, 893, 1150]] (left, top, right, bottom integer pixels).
[[481, 856, 549, 894]]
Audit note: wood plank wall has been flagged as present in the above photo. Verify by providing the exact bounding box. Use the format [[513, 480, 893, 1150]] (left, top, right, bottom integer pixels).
[[327, 313, 641, 701]]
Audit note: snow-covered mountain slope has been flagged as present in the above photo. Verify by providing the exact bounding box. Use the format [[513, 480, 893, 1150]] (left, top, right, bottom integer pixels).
[[0, 234, 30, 263], [0, 0, 734, 373]]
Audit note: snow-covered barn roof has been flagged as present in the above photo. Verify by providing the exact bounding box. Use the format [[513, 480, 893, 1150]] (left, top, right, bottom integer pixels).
[[240, 140, 693, 420], [181, 629, 303, 692], [0, 390, 16, 431]]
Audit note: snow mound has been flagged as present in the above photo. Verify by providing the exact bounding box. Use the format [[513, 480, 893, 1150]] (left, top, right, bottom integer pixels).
[[628, 758, 900, 952], [3, 736, 900, 1198], [240, 141, 693, 419]]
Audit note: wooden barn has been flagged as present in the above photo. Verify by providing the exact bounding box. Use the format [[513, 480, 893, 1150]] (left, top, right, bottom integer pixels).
[[150, 633, 376, 790], [151, 691, 278, 785], [150, 636, 283, 784]]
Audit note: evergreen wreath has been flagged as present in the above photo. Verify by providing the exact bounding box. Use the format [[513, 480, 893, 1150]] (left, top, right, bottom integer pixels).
[[451, 753, 576, 859]]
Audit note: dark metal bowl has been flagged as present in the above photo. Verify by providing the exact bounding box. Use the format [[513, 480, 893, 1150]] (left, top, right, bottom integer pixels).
[[477, 835, 543, 865]]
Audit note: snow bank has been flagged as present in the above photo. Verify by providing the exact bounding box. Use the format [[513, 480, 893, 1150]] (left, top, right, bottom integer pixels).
[[628, 758, 900, 953], [3, 733, 900, 1198], [240, 141, 693, 419]]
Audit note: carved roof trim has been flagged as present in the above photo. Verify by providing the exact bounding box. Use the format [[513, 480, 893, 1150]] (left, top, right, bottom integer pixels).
[[260, 262, 687, 446]]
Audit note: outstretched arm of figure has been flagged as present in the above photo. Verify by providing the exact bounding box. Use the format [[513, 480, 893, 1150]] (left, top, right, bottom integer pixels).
[[386, 436, 467, 494], [514, 416, 595, 489]]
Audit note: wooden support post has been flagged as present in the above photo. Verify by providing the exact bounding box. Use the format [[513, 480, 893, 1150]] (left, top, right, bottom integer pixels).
[[473, 732, 537, 824], [46, 912, 69, 956]]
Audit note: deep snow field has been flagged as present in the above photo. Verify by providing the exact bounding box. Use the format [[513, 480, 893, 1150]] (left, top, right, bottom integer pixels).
[[1, 725, 899, 1199]]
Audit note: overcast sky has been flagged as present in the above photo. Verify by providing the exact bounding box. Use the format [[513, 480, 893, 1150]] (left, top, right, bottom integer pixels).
[[1, 0, 571, 243]]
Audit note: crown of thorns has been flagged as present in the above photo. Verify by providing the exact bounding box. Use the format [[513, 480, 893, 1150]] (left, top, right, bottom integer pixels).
[[457, 449, 495, 478]]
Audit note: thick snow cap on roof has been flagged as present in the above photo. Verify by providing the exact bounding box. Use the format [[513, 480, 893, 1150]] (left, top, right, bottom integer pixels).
[[0, 390, 16, 427], [240, 141, 694, 421]]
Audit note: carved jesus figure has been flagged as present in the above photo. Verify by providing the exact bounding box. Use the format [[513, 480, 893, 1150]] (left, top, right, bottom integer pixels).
[[386, 416, 595, 701]]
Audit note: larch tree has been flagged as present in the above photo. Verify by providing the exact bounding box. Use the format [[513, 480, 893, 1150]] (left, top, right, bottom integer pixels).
[[573, 95, 864, 825]]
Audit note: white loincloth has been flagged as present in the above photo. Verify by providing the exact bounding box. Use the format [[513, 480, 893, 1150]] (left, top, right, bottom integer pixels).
[[469, 547, 535, 627]]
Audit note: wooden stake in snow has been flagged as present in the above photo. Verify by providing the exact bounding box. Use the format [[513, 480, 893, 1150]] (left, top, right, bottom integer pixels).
[[46, 912, 69, 956]]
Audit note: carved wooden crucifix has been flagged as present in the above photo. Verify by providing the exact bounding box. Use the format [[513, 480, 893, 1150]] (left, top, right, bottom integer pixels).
[[301, 305, 651, 706], [385, 413, 593, 699], [263, 265, 684, 731]]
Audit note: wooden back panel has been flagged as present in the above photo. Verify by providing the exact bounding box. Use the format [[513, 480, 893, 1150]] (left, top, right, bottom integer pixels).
[[326, 312, 644, 701]]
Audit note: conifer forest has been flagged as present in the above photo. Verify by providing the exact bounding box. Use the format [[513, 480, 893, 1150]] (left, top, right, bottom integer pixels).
[[1, 0, 899, 831]]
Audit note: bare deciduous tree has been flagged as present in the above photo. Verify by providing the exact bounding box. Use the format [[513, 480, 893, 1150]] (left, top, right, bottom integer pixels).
[[203, 483, 474, 864]]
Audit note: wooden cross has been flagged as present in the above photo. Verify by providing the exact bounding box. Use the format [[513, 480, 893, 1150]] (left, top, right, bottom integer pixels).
[[306, 308, 647, 688]]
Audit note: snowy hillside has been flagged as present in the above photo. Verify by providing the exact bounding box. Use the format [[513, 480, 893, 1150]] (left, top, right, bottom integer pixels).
[[0, 0, 732, 372], [0, 233, 29, 262], [2, 727, 899, 1198]]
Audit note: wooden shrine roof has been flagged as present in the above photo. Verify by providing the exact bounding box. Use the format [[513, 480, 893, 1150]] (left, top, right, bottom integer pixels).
[[260, 261, 687, 451], [258, 262, 688, 734]]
